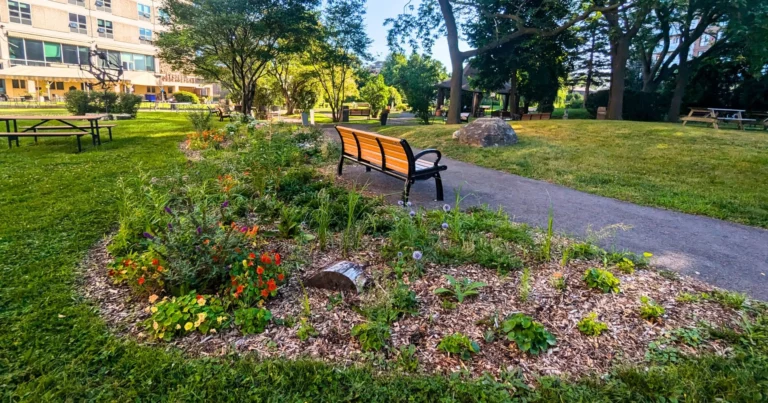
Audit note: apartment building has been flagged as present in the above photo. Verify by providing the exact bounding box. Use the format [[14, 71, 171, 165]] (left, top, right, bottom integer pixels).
[[0, 0, 214, 100], [652, 22, 722, 62]]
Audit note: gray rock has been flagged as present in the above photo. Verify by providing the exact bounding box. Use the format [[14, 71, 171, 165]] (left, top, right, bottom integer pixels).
[[452, 117, 518, 147]]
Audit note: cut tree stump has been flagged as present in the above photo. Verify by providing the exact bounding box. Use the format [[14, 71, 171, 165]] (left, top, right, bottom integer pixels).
[[305, 261, 367, 293]]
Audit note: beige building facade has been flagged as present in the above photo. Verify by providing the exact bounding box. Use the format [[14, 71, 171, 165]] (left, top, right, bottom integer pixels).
[[0, 0, 214, 100]]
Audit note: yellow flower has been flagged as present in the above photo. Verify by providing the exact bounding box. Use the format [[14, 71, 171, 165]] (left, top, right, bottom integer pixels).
[[175, 324, 181, 330], [210, 329, 217, 334], [152, 321, 159, 330], [150, 306, 158, 313], [242, 259, 248, 268], [184, 322, 193, 331], [148, 294, 159, 304], [197, 297, 206, 306], [217, 316, 224, 324]]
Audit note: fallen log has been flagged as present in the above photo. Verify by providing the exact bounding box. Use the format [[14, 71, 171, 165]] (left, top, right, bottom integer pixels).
[[305, 261, 367, 293]]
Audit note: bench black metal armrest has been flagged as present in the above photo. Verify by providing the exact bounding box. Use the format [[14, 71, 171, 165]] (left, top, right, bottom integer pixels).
[[413, 149, 442, 166]]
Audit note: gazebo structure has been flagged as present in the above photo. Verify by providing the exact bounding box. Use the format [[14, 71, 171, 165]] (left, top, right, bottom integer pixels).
[[435, 65, 515, 118]]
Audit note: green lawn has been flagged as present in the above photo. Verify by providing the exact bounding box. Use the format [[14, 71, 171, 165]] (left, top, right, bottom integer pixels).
[[2, 113, 767, 401], [377, 120, 768, 228]]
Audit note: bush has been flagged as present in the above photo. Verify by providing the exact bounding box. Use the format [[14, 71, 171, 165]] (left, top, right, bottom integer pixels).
[[117, 93, 142, 117], [578, 312, 608, 336], [501, 313, 556, 355], [64, 90, 143, 117], [584, 89, 669, 121], [173, 91, 200, 104], [234, 307, 272, 335], [437, 333, 480, 360], [351, 321, 391, 351], [64, 90, 91, 115], [583, 268, 620, 293]]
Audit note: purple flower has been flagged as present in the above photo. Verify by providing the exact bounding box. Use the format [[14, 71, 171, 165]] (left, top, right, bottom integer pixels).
[[143, 232, 154, 239], [442, 204, 451, 212], [397, 200, 404, 206], [409, 210, 416, 218], [412, 251, 423, 260], [406, 201, 413, 207], [165, 206, 173, 214], [167, 223, 173, 231], [221, 200, 229, 208], [442, 222, 449, 230], [196, 226, 202, 235], [397, 251, 404, 258]]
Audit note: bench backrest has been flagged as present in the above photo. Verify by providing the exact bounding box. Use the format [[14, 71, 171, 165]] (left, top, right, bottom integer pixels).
[[348, 109, 370, 116], [336, 126, 414, 177]]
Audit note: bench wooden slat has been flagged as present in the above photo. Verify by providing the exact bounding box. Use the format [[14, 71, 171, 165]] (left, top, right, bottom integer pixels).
[[681, 116, 717, 122], [20, 125, 116, 129], [0, 132, 87, 136]]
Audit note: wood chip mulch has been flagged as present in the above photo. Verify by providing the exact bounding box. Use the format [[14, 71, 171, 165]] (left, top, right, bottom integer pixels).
[[79, 232, 745, 381]]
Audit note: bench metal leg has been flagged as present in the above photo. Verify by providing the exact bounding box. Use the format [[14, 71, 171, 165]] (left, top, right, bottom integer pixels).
[[434, 173, 444, 201], [76, 135, 82, 152], [108, 127, 113, 141], [337, 157, 344, 176], [7, 137, 11, 149], [402, 180, 412, 202], [365, 166, 371, 172]]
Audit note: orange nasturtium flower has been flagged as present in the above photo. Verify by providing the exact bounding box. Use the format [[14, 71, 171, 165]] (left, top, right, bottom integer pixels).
[[261, 289, 269, 298], [277, 273, 285, 281], [267, 279, 277, 292], [260, 253, 272, 264], [151, 258, 159, 266], [248, 252, 256, 260], [138, 276, 145, 285], [274, 253, 281, 266], [256, 266, 264, 275]]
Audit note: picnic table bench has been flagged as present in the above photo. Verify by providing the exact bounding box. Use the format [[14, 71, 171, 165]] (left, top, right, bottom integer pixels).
[[348, 109, 370, 118], [335, 126, 447, 201], [682, 108, 756, 130], [0, 115, 107, 152], [520, 113, 551, 121], [19, 124, 117, 141]]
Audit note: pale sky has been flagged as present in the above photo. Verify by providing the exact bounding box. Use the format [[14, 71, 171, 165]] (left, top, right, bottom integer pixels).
[[365, 0, 465, 72]]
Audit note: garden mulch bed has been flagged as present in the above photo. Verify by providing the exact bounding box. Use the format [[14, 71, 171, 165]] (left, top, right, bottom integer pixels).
[[80, 232, 743, 381]]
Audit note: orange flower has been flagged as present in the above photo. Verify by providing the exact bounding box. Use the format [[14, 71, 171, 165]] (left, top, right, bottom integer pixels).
[[151, 258, 159, 266], [267, 279, 277, 292], [246, 226, 259, 237], [277, 273, 285, 281], [248, 261, 254, 267], [248, 252, 256, 260], [138, 276, 145, 285], [236, 284, 244, 294], [261, 289, 269, 298], [274, 253, 281, 266], [256, 266, 264, 275], [260, 254, 272, 264], [156, 265, 164, 272], [203, 239, 210, 245], [196, 294, 203, 300]]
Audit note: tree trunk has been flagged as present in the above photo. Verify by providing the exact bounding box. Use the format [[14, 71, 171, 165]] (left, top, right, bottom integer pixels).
[[241, 83, 255, 116], [509, 69, 518, 115], [438, 0, 464, 124], [607, 36, 630, 120], [286, 101, 295, 116], [667, 47, 690, 122], [584, 38, 594, 104]]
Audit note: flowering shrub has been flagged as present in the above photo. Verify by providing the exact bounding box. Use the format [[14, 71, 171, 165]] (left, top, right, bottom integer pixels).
[[186, 129, 226, 150], [229, 252, 286, 306], [108, 252, 165, 294], [145, 293, 229, 341]]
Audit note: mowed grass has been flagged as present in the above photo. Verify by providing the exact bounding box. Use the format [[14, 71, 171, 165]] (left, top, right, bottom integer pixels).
[[1, 112, 767, 401], [378, 120, 768, 227]]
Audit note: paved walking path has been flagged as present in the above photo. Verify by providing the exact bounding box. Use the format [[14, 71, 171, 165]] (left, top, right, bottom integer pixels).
[[323, 126, 768, 300]]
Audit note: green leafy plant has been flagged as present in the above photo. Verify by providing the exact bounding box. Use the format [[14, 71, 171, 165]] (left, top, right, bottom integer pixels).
[[711, 290, 747, 310], [186, 110, 213, 135], [501, 313, 556, 355], [518, 268, 531, 302], [676, 291, 705, 303], [640, 296, 666, 321], [278, 205, 303, 239], [395, 344, 419, 372], [645, 341, 680, 364], [583, 268, 620, 293], [550, 272, 566, 292], [297, 318, 318, 341], [540, 206, 554, 261], [234, 307, 272, 335], [577, 312, 608, 336], [437, 333, 480, 360], [615, 257, 636, 274], [312, 188, 332, 250], [145, 293, 229, 341], [669, 327, 704, 347], [326, 293, 344, 311], [351, 322, 391, 351], [434, 275, 486, 303]]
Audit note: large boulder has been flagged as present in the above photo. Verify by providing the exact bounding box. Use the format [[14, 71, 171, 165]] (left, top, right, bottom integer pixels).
[[452, 117, 518, 147]]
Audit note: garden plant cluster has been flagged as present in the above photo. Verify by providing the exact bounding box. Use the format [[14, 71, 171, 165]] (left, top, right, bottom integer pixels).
[[99, 115, 768, 382]]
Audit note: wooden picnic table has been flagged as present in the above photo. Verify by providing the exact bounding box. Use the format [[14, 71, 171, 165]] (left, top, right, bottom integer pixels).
[[0, 115, 107, 152], [681, 108, 756, 130]]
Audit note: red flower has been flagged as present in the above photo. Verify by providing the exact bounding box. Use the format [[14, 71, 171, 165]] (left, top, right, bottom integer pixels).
[[261, 289, 269, 298], [256, 266, 264, 275], [151, 258, 159, 266], [248, 261, 254, 267], [275, 253, 281, 266], [258, 279, 264, 287], [248, 252, 256, 260], [108, 269, 115, 277], [267, 279, 277, 292], [260, 253, 272, 264], [156, 266, 164, 272], [138, 276, 145, 285], [277, 273, 285, 281], [236, 285, 244, 294], [196, 294, 203, 300]]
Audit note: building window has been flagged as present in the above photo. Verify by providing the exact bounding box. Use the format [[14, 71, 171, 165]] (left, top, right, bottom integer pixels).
[[100, 49, 153, 71], [98, 19, 114, 39], [44, 42, 62, 63], [147, 86, 156, 93], [51, 82, 65, 90], [12, 79, 27, 89], [95, 0, 112, 12], [69, 13, 88, 35], [9, 1, 32, 25], [9, 37, 91, 66], [138, 3, 151, 20], [139, 28, 153, 43], [68, 0, 85, 6]]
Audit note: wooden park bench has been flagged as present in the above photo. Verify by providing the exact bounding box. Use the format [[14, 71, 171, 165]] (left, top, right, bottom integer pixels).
[[214, 106, 233, 122], [681, 108, 719, 129], [20, 124, 116, 141], [348, 109, 370, 118], [460, 112, 470, 123], [1, 132, 91, 152], [335, 126, 447, 201], [520, 113, 551, 121]]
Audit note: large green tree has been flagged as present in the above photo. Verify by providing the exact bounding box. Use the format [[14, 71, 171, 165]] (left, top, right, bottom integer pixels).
[[396, 53, 447, 124], [156, 0, 319, 115], [308, 0, 371, 122], [268, 52, 318, 115], [358, 74, 389, 117], [387, 0, 614, 124]]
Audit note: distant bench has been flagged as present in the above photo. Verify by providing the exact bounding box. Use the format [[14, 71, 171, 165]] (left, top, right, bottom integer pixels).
[[520, 113, 551, 121], [1, 132, 91, 152], [348, 109, 370, 118], [681, 108, 719, 128], [335, 125, 447, 201]]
